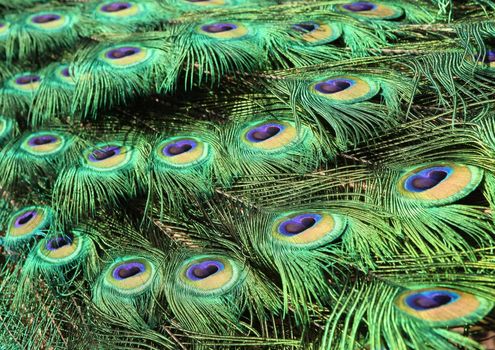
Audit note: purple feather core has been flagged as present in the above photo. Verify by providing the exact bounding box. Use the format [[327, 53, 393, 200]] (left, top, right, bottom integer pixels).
[[27, 135, 57, 147], [201, 23, 237, 33], [105, 46, 141, 59], [246, 123, 282, 142], [278, 213, 320, 236], [342, 2, 376, 11], [484, 50, 495, 63], [405, 290, 459, 310], [0, 23, 5, 28], [32, 14, 61, 24], [61, 67, 71, 77], [314, 78, 352, 94], [45, 235, 72, 251], [404, 166, 451, 192], [14, 210, 37, 228], [101, 2, 132, 12], [292, 21, 318, 33], [15, 74, 41, 85], [88, 145, 121, 162], [112, 262, 146, 280], [186, 260, 223, 281], [163, 139, 197, 156]]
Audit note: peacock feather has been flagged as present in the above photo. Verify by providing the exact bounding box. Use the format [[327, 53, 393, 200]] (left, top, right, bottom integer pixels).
[[3, 0, 495, 349]]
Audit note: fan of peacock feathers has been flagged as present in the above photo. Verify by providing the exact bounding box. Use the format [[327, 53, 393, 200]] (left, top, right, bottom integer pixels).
[[3, 0, 495, 349]]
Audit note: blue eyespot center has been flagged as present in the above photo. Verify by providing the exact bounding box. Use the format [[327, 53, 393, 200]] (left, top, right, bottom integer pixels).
[[28, 135, 57, 146], [201, 23, 237, 33], [315, 79, 353, 94], [105, 47, 141, 59], [163, 139, 196, 156], [279, 213, 321, 236], [46, 235, 72, 251], [32, 14, 61, 23], [292, 21, 319, 33], [404, 166, 452, 193], [15, 210, 36, 227], [15, 75, 41, 85], [246, 124, 283, 142], [61, 67, 71, 77], [88, 145, 121, 162], [113, 262, 146, 280], [186, 260, 224, 281], [480, 50, 495, 63], [342, 1, 376, 11], [405, 290, 459, 311]]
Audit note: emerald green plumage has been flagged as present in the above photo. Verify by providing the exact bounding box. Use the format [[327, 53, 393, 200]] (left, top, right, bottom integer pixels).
[[3, 0, 495, 349]]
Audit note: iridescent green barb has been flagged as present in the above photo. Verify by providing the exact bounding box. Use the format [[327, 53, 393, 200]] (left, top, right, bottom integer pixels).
[[2, 0, 495, 349]]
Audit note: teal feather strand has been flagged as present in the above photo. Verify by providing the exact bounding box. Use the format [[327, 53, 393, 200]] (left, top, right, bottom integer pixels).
[[2, 204, 53, 252], [0, 70, 42, 118], [263, 65, 414, 146], [166, 0, 277, 13], [0, 6, 88, 62], [84, 0, 170, 32], [210, 199, 399, 323], [71, 34, 173, 118], [16, 229, 98, 291], [30, 62, 76, 126], [147, 121, 232, 217], [163, 248, 281, 336], [52, 135, 149, 226], [92, 248, 166, 327], [0, 129, 84, 191], [164, 20, 267, 90], [223, 112, 332, 179]]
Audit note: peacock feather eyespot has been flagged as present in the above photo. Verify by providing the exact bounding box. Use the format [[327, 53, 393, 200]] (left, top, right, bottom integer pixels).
[[27, 12, 70, 31], [405, 289, 459, 310], [97, 1, 140, 18], [271, 211, 347, 248], [5, 206, 52, 242], [0, 21, 10, 37], [181, 0, 226, 6], [291, 21, 341, 44], [310, 75, 379, 104], [99, 45, 152, 68], [397, 163, 483, 206], [20, 131, 66, 156], [337, 1, 404, 20], [54, 64, 76, 85], [198, 22, 249, 39], [8, 73, 42, 93], [37, 231, 84, 264], [83, 143, 133, 172], [103, 256, 156, 295], [156, 136, 210, 168], [395, 287, 494, 327], [241, 120, 300, 152], [178, 255, 243, 296], [478, 50, 495, 68]]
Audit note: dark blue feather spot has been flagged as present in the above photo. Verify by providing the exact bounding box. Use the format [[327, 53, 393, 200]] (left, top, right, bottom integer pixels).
[[314, 79, 352, 94], [342, 2, 376, 11], [31, 14, 61, 24], [112, 262, 146, 280], [404, 166, 452, 193], [201, 23, 237, 33], [405, 290, 459, 311]]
